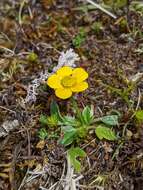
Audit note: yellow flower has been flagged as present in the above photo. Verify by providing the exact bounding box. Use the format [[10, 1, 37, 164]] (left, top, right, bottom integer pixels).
[[47, 66, 88, 99]]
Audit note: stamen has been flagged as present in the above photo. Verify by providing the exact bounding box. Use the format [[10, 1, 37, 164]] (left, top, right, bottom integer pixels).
[[61, 76, 76, 87]]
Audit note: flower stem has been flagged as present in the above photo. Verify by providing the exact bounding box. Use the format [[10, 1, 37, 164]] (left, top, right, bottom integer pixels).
[[70, 97, 82, 120]]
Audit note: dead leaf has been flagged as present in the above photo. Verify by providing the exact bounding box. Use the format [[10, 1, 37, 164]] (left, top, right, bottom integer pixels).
[[126, 129, 133, 139], [36, 140, 45, 149]]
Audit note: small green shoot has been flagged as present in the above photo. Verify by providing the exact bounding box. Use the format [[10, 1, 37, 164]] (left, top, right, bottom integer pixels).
[[38, 128, 48, 140], [40, 114, 58, 127], [39, 101, 62, 127], [72, 28, 86, 48], [104, 84, 134, 106], [27, 52, 38, 62], [71, 98, 94, 126], [39, 114, 49, 126], [118, 18, 128, 32], [135, 110, 143, 124], [50, 100, 63, 121], [91, 22, 103, 35], [80, 105, 94, 125], [46, 115, 59, 127]]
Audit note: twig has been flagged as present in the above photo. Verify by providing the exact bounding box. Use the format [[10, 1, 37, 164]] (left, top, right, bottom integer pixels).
[[135, 88, 141, 111], [122, 88, 142, 137], [0, 32, 12, 42], [18, 168, 29, 190], [81, 138, 96, 149], [85, 0, 117, 19], [77, 184, 104, 190], [19, 0, 27, 25], [10, 143, 22, 190], [0, 106, 16, 114], [55, 162, 66, 189], [64, 156, 76, 190], [28, 6, 33, 20], [0, 45, 15, 57], [39, 187, 49, 190], [47, 182, 59, 190], [27, 129, 31, 157]]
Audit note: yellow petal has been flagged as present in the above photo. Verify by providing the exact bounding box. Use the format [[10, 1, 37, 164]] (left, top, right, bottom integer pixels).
[[71, 82, 88, 92], [47, 74, 62, 89], [72, 68, 88, 83], [57, 66, 73, 77], [55, 88, 72, 99]]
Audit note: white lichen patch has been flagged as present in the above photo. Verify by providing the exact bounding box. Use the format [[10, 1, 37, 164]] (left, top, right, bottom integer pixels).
[[25, 49, 80, 103], [0, 119, 19, 137]]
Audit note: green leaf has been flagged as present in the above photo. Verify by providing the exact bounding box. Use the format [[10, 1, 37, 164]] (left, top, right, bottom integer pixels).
[[61, 126, 75, 133], [92, 22, 103, 34], [39, 114, 48, 126], [135, 110, 143, 122], [72, 28, 86, 48], [38, 128, 48, 140], [60, 126, 77, 146], [60, 116, 80, 126], [99, 115, 119, 126], [131, 1, 143, 13], [50, 101, 63, 121], [95, 125, 117, 141], [46, 114, 58, 127], [81, 105, 94, 125], [103, 0, 127, 9], [67, 147, 86, 172]]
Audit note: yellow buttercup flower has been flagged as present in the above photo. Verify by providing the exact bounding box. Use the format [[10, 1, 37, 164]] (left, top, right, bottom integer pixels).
[[47, 66, 88, 99]]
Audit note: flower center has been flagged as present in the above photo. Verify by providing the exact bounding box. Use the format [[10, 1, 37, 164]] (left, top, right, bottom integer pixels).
[[61, 76, 76, 87]]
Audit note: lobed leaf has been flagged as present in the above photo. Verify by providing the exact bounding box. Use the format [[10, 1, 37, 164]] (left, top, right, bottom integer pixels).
[[60, 126, 77, 146], [81, 105, 94, 125], [60, 116, 80, 126], [99, 115, 119, 126], [95, 125, 117, 140], [67, 147, 86, 172], [50, 101, 63, 121]]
